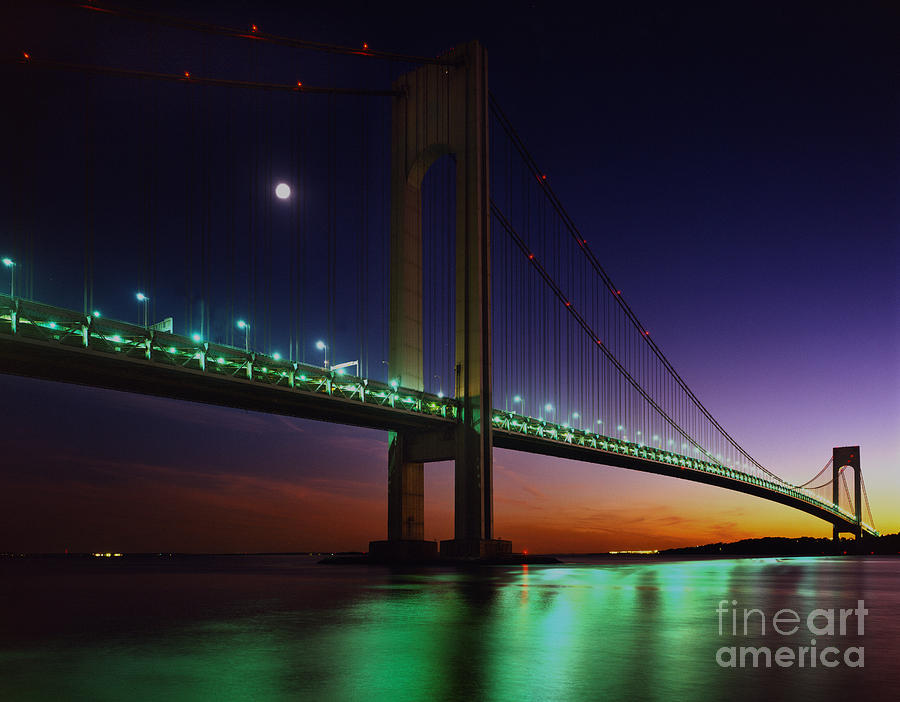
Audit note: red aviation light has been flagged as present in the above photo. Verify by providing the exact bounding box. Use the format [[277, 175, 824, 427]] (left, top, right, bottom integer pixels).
[[183, 71, 191, 79], [527, 253, 534, 260], [363, 42, 369, 50], [23, 51, 30, 60], [250, 24, 258, 33], [296, 81, 303, 88]]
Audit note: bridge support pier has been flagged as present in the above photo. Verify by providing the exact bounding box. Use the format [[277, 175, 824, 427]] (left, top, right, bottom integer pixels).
[[369, 432, 438, 561], [831, 445, 863, 544], [369, 40, 511, 561]]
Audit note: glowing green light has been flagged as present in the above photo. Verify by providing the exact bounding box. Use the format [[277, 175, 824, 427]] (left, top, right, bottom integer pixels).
[[92, 310, 101, 318], [572, 412, 580, 419], [513, 395, 522, 402], [168, 346, 177, 353], [299, 374, 307, 381], [390, 379, 399, 389], [596, 419, 603, 424], [192, 333, 202, 342], [217, 357, 225, 364], [437, 391, 444, 398], [262, 367, 268, 372], [48, 321, 57, 329], [337, 368, 345, 375], [544, 403, 553, 411], [110, 335, 122, 343], [1, 258, 13, 267], [617, 425, 624, 431], [236, 320, 248, 329], [272, 352, 281, 360]]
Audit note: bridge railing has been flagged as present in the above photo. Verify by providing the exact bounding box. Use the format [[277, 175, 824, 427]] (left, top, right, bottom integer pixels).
[[0, 295, 457, 423]]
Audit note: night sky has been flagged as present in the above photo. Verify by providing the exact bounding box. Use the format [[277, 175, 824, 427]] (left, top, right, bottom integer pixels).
[[1, 1, 897, 552]]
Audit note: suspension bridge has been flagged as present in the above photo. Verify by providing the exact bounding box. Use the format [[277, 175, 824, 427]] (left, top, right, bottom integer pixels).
[[0, 4, 878, 558]]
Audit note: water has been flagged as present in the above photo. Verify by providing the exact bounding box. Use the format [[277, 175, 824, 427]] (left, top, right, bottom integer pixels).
[[1, 556, 897, 701]]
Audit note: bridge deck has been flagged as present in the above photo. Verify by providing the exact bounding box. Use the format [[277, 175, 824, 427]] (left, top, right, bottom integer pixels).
[[0, 295, 877, 537]]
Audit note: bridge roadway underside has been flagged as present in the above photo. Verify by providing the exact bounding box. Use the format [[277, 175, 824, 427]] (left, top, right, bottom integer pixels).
[[0, 335, 862, 537], [492, 430, 863, 535], [0, 335, 450, 435]]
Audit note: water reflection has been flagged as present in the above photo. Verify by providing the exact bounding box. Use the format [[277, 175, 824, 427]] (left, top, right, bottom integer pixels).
[[0, 557, 895, 700]]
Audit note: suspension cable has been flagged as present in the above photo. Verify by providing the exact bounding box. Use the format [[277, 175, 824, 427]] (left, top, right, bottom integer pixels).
[[60, 0, 453, 65], [489, 93, 785, 482]]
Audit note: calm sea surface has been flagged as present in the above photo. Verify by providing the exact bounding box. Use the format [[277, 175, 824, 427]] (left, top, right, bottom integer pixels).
[[1, 555, 897, 701]]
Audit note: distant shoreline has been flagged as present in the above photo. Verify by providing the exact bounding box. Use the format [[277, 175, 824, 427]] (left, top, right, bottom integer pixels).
[[3, 534, 898, 559]]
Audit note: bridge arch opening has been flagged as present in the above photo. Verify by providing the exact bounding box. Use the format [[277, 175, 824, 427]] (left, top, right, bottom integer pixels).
[[420, 152, 457, 398]]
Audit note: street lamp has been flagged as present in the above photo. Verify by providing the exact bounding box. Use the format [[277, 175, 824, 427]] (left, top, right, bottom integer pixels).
[[236, 320, 250, 352], [316, 340, 328, 368], [2, 258, 14, 297], [136, 292, 149, 327]]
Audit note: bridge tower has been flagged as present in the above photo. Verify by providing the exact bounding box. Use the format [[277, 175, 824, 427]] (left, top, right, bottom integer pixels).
[[832, 445, 863, 542], [369, 41, 511, 560]]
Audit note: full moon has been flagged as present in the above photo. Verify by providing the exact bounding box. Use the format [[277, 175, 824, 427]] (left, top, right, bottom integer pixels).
[[275, 183, 291, 199]]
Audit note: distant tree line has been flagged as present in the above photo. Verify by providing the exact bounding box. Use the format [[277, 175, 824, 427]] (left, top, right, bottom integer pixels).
[[662, 533, 900, 556]]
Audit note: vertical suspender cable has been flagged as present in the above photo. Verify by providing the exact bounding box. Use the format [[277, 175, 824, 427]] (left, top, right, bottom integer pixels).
[[84, 75, 94, 315]]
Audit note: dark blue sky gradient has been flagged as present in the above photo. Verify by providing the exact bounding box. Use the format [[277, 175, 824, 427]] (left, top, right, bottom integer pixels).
[[1, 1, 897, 551]]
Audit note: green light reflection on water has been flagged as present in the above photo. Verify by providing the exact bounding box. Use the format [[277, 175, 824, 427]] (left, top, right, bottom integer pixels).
[[4, 557, 883, 701]]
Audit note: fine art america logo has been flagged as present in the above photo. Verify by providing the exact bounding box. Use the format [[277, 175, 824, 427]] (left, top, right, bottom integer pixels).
[[715, 600, 867, 668]]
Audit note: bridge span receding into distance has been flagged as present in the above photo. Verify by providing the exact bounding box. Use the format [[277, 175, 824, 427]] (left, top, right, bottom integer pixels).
[[0, 294, 878, 541]]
